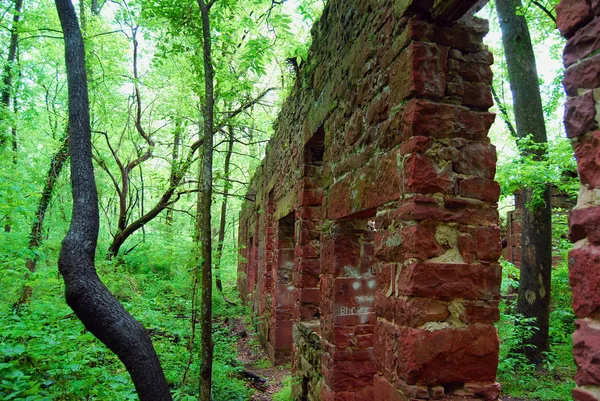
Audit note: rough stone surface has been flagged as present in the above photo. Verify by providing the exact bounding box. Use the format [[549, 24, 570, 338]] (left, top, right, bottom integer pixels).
[[569, 245, 600, 318], [565, 91, 598, 138], [556, 0, 594, 37], [558, 2, 600, 397], [574, 132, 600, 187], [239, 0, 501, 399]]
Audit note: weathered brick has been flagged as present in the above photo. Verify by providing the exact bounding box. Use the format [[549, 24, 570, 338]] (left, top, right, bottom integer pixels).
[[556, 0, 594, 37], [569, 245, 600, 318], [574, 131, 600, 188], [564, 54, 600, 96], [402, 98, 495, 140], [396, 324, 499, 384], [564, 16, 600, 66], [565, 91, 598, 138], [397, 261, 501, 300]]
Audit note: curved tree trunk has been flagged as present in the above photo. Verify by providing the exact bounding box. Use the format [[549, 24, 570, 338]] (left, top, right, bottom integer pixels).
[[15, 134, 69, 309], [197, 1, 214, 399], [54, 0, 172, 399], [495, 0, 553, 364]]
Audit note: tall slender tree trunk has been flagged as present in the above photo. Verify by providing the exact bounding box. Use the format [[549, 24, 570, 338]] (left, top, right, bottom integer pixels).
[[54, 1, 172, 399], [1, 0, 23, 138], [496, 0, 553, 364], [2, 0, 23, 233], [166, 119, 182, 227], [15, 134, 69, 309], [214, 126, 234, 293], [196, 1, 214, 399]]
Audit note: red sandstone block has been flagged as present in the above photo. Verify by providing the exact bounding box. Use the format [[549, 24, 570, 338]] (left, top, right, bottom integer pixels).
[[573, 387, 600, 401], [459, 177, 500, 203], [464, 300, 501, 324], [320, 384, 358, 401], [461, 63, 493, 84], [402, 98, 495, 141], [373, 375, 405, 401], [395, 198, 499, 226], [569, 244, 600, 317], [345, 108, 365, 147], [455, 142, 497, 179], [458, 232, 476, 263], [367, 91, 390, 125], [570, 206, 600, 243], [397, 261, 501, 301], [299, 274, 320, 288], [400, 135, 431, 155], [375, 321, 386, 374], [332, 277, 376, 325], [296, 242, 319, 259], [475, 225, 502, 262], [390, 41, 448, 104], [404, 153, 455, 195], [297, 257, 321, 276], [375, 263, 394, 293], [462, 82, 493, 110], [332, 326, 358, 348], [396, 324, 499, 384], [406, 18, 484, 53], [394, 296, 450, 327], [464, 381, 502, 401], [374, 231, 403, 262], [556, 0, 594, 37], [565, 91, 598, 138], [564, 16, 600, 66], [331, 346, 375, 362], [323, 358, 377, 392], [401, 223, 444, 260], [354, 384, 375, 401], [276, 282, 294, 308], [321, 231, 361, 276], [327, 151, 401, 220], [274, 320, 293, 350], [574, 131, 600, 188], [573, 319, 600, 386], [375, 291, 396, 322], [564, 54, 600, 96], [301, 189, 324, 206]]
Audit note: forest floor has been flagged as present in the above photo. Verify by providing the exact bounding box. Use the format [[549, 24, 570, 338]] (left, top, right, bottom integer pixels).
[[234, 318, 291, 400], [232, 316, 534, 401]]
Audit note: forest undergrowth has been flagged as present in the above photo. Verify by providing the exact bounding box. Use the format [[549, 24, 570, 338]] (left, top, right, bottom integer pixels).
[[0, 216, 578, 401]]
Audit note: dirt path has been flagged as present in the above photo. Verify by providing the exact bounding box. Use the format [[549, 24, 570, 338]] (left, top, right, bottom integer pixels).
[[233, 318, 291, 401]]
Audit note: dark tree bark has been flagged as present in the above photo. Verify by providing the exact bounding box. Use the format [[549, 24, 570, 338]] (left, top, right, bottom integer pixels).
[[54, 0, 172, 399], [196, 0, 215, 399], [214, 126, 234, 293], [1, 0, 23, 145], [496, 0, 553, 364], [166, 119, 182, 226]]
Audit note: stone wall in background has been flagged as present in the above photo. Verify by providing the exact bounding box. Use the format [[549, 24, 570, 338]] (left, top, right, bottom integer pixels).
[[238, 0, 502, 399], [556, 1, 600, 400]]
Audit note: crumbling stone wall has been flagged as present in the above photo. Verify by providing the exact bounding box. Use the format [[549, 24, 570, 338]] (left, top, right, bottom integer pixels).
[[239, 0, 502, 399], [556, 1, 600, 400]]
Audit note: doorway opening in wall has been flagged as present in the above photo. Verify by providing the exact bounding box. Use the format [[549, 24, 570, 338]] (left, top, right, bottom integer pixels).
[[270, 212, 295, 364]]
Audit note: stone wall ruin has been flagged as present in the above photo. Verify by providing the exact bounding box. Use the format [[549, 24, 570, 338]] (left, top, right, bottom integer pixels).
[[238, 1, 502, 399], [557, 1, 600, 400]]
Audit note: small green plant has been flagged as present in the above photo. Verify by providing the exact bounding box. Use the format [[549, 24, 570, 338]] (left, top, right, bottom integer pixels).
[[272, 375, 293, 401]]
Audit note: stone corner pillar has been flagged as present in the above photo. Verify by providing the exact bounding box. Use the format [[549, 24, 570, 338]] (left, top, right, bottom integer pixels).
[[557, 1, 600, 400]]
